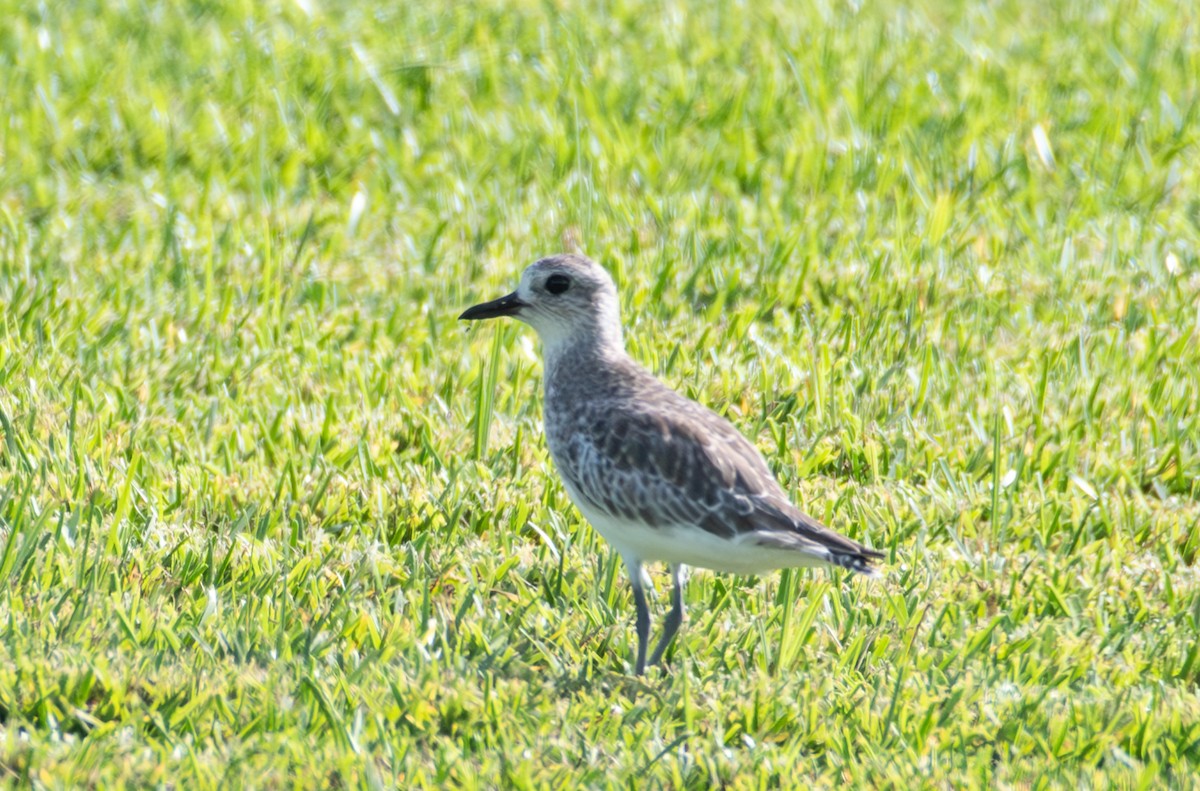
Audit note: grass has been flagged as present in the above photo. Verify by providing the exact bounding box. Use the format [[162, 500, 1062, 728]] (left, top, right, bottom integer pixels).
[[1, 0, 1199, 786]]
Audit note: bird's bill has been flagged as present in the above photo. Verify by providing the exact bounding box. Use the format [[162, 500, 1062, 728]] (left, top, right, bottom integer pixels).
[[458, 292, 527, 321]]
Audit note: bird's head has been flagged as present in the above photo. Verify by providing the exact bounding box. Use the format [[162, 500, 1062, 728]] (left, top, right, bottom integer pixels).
[[459, 253, 624, 357]]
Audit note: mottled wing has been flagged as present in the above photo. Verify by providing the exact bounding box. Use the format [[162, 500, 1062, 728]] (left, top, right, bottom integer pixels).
[[556, 399, 766, 534], [553, 392, 882, 570]]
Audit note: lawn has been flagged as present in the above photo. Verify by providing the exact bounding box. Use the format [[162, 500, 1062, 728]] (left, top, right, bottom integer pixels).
[[1, 0, 1199, 786]]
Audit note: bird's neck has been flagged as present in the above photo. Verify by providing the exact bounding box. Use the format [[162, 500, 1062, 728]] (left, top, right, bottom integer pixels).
[[539, 324, 626, 373]]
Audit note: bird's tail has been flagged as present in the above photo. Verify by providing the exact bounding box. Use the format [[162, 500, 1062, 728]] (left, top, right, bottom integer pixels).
[[827, 546, 886, 578], [749, 500, 887, 578]]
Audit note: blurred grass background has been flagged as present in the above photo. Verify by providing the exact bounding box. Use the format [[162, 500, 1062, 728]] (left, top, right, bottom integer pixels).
[[1, 0, 1199, 786]]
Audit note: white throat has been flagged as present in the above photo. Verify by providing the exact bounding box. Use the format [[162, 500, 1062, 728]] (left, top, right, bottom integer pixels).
[[536, 318, 625, 372]]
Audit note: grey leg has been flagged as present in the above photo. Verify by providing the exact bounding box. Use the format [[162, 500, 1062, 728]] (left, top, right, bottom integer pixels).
[[649, 564, 685, 668], [625, 557, 651, 675]]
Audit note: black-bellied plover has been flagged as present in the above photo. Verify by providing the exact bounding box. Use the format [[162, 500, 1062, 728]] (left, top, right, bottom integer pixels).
[[460, 253, 884, 674]]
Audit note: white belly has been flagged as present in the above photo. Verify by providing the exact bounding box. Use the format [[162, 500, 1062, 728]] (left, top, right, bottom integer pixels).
[[572, 497, 830, 575]]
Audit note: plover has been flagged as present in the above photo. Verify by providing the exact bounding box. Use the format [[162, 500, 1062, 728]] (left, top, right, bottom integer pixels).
[[460, 253, 884, 674]]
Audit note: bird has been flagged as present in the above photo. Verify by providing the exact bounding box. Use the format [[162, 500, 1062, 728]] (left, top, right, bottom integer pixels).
[[459, 253, 884, 674]]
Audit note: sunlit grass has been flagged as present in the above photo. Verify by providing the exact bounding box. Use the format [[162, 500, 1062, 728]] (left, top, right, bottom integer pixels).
[[1, 0, 1199, 786]]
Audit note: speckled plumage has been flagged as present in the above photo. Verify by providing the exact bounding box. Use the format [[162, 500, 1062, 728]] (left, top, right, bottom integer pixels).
[[544, 350, 881, 574], [461, 253, 883, 673]]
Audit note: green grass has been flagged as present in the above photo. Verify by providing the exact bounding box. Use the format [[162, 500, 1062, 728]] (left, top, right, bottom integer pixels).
[[2, 0, 1199, 786]]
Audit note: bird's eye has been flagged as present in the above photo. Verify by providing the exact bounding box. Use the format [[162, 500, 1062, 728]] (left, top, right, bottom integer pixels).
[[545, 274, 571, 295]]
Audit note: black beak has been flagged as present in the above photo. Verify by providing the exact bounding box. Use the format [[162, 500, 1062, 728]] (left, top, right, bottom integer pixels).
[[459, 291, 527, 321]]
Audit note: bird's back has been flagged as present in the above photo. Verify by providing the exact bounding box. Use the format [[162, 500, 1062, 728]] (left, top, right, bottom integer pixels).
[[542, 351, 883, 574]]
